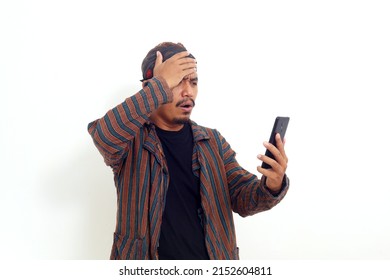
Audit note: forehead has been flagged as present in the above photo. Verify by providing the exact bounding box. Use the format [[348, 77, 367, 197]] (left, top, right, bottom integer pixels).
[[183, 73, 198, 80]]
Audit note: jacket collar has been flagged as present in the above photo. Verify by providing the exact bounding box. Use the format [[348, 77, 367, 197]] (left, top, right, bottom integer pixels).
[[190, 121, 211, 142]]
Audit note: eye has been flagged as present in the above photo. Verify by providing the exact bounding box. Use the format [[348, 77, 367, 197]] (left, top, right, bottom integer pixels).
[[191, 78, 198, 86]]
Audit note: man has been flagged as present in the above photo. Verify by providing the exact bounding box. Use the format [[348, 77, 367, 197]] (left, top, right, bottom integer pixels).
[[88, 42, 289, 260]]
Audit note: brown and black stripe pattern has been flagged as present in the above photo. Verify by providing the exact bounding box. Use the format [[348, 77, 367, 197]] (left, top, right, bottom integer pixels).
[[88, 77, 289, 259]]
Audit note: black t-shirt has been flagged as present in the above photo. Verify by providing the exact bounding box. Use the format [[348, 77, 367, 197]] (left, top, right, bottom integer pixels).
[[155, 123, 209, 260]]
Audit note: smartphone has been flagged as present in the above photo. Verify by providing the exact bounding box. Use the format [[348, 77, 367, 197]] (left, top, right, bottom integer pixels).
[[261, 116, 290, 169]]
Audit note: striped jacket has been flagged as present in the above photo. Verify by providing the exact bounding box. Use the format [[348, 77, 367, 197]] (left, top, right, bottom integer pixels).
[[88, 77, 289, 260]]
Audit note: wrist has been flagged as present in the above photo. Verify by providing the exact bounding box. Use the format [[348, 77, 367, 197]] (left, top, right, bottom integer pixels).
[[265, 178, 283, 195]]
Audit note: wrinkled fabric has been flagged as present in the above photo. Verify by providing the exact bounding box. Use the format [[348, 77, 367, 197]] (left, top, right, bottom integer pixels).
[[88, 77, 289, 259]]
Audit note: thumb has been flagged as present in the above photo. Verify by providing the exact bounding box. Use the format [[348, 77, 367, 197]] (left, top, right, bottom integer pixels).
[[154, 51, 163, 67]]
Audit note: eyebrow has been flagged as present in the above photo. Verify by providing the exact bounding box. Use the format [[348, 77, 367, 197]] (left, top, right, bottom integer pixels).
[[182, 76, 198, 82]]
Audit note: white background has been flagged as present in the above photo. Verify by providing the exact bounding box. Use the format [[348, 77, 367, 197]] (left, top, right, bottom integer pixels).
[[1, 0, 389, 260]]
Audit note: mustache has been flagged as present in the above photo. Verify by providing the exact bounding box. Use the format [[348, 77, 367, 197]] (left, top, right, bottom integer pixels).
[[176, 98, 196, 107]]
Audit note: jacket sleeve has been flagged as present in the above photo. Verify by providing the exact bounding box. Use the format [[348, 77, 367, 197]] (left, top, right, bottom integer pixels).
[[87, 77, 172, 171], [217, 131, 289, 217]]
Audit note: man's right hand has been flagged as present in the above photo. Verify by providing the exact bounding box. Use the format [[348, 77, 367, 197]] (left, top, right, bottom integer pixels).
[[153, 51, 197, 89]]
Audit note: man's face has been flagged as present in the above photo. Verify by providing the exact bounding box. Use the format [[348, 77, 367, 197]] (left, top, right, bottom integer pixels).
[[152, 73, 198, 130]]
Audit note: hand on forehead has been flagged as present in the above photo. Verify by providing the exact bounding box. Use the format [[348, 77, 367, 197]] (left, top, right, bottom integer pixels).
[[183, 72, 198, 81], [141, 42, 196, 81]]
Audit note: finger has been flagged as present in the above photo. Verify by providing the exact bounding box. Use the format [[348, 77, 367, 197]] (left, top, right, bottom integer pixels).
[[257, 156, 285, 189], [276, 133, 289, 165], [162, 55, 196, 71], [256, 162, 278, 178], [275, 133, 287, 162], [182, 68, 197, 78], [170, 50, 191, 61], [256, 155, 269, 175], [177, 57, 197, 65], [257, 165, 269, 176], [181, 62, 197, 72], [154, 51, 163, 68], [167, 52, 196, 69], [257, 154, 281, 174], [257, 165, 284, 191], [263, 141, 286, 170], [263, 141, 280, 160], [275, 133, 283, 148]]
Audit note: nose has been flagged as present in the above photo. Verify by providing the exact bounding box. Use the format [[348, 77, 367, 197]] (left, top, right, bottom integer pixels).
[[181, 80, 194, 98]]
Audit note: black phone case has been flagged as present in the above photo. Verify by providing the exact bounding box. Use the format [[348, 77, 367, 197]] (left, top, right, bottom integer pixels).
[[261, 116, 289, 169]]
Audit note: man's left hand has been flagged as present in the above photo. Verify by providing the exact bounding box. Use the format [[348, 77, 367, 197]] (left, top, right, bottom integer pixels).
[[257, 133, 288, 193]]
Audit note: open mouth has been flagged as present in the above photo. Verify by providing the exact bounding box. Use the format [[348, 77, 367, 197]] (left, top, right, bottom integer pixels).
[[177, 99, 195, 112], [179, 104, 193, 113], [180, 104, 193, 109]]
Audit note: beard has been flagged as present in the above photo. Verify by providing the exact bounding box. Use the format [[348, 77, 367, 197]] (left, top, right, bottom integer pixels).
[[172, 116, 190, 125], [172, 97, 195, 125]]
